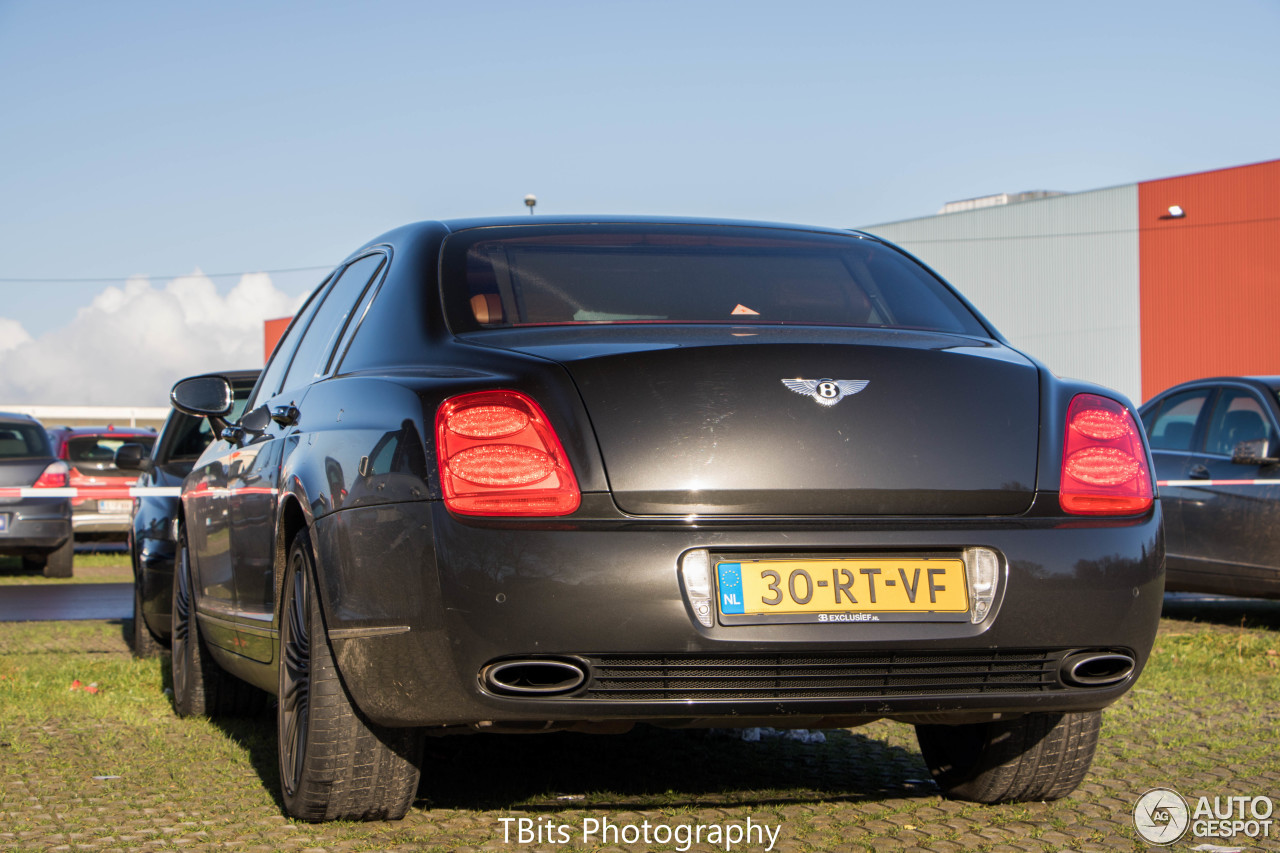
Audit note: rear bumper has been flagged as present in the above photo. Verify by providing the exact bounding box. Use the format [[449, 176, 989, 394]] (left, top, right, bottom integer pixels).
[[0, 498, 72, 554], [312, 496, 1166, 728], [72, 512, 132, 534]]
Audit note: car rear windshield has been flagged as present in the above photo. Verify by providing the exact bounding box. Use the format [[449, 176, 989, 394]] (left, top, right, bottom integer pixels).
[[440, 225, 989, 337], [66, 434, 157, 474], [0, 423, 51, 459]]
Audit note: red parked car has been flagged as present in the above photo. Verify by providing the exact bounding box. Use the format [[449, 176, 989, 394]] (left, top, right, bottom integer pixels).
[[46, 425, 157, 541]]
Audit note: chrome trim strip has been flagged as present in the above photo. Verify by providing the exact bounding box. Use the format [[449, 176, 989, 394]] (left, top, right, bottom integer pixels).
[[328, 625, 411, 639]]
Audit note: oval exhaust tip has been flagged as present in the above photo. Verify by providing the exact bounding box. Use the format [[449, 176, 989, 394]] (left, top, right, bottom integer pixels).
[[1061, 652, 1135, 688], [483, 659, 587, 696]]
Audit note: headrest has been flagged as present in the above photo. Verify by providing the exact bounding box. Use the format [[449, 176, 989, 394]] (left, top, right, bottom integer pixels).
[[470, 293, 504, 325], [1224, 409, 1265, 440]]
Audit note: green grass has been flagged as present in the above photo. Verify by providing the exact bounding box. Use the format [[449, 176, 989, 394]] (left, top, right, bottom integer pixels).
[[0, 602, 1277, 851]]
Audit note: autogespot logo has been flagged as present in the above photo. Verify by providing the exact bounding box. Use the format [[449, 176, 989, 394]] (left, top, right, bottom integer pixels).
[[1134, 788, 1191, 845]]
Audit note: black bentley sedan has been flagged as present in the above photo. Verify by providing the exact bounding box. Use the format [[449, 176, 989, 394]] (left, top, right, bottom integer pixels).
[[169, 217, 1164, 821], [116, 370, 259, 656], [1139, 375, 1280, 600]]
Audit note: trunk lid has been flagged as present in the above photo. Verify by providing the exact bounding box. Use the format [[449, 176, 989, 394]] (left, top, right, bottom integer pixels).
[[0, 458, 53, 488], [467, 327, 1041, 516]]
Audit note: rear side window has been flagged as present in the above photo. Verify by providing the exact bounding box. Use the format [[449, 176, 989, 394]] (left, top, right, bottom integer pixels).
[[1144, 390, 1210, 451], [253, 277, 329, 408], [440, 225, 989, 336], [0, 423, 51, 459], [279, 253, 385, 395]]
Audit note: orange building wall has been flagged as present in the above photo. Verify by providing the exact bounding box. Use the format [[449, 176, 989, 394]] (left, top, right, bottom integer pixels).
[[263, 316, 292, 364], [1139, 159, 1280, 400]]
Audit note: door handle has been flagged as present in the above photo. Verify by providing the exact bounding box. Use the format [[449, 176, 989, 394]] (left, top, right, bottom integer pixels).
[[271, 405, 300, 427], [1188, 465, 1211, 479]]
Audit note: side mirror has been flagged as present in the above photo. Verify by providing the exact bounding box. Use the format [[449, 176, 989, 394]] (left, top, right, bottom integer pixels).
[[171, 375, 234, 418], [114, 443, 153, 472], [241, 405, 272, 434], [1232, 438, 1279, 466], [221, 405, 272, 446], [171, 374, 236, 437]]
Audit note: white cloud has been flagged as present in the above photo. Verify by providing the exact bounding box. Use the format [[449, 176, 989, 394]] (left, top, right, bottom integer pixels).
[[0, 272, 305, 406], [0, 317, 33, 352]]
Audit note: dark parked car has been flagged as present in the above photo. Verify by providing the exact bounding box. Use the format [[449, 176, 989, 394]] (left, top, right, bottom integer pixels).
[[169, 217, 1164, 821], [47, 425, 157, 541], [0, 412, 73, 576], [1139, 376, 1280, 599], [116, 371, 259, 656]]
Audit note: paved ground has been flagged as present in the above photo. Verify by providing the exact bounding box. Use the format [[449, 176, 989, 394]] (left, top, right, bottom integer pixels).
[[0, 583, 132, 621]]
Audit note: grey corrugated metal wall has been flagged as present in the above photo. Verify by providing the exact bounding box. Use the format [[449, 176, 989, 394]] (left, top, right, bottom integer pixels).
[[860, 185, 1142, 404]]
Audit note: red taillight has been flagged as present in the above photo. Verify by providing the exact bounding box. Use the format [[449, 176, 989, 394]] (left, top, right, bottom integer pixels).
[[436, 390, 580, 516], [33, 462, 69, 489], [1060, 394, 1153, 515]]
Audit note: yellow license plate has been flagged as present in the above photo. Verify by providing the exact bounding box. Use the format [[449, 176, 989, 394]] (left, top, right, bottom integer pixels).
[[717, 558, 969, 618]]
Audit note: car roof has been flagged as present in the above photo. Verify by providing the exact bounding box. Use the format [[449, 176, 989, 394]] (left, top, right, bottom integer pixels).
[[0, 411, 41, 424], [437, 215, 878, 237], [351, 216, 883, 259], [1144, 376, 1280, 406], [50, 425, 157, 436], [223, 369, 261, 385]]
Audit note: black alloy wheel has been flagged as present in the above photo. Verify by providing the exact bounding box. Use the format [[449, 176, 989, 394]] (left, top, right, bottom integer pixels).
[[277, 528, 424, 821], [279, 548, 312, 801], [170, 526, 263, 718]]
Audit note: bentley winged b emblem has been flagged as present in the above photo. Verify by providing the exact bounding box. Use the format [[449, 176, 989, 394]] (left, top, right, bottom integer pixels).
[[781, 378, 869, 407]]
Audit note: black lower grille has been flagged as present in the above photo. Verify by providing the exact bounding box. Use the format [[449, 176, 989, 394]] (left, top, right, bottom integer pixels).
[[584, 650, 1062, 700]]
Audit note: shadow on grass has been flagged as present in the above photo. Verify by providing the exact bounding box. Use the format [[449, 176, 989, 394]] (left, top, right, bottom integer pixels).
[[192, 694, 933, 814], [0, 556, 37, 578], [144, 638, 932, 813], [151, 650, 287, 812], [197, 708, 934, 814], [1162, 593, 1280, 632], [415, 726, 933, 810]]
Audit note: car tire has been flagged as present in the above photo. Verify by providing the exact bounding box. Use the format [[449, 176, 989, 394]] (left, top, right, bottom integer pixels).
[[278, 528, 424, 822], [28, 537, 75, 578], [170, 527, 263, 717], [914, 710, 1101, 803], [131, 578, 164, 658]]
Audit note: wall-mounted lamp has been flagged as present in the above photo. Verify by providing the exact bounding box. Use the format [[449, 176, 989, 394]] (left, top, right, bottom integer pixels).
[[1166, 205, 1185, 218]]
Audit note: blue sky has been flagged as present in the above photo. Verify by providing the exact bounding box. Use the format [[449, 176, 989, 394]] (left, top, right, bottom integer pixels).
[[1, 0, 1278, 402]]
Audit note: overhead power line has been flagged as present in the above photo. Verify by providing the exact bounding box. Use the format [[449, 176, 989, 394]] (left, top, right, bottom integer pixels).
[[0, 264, 335, 285]]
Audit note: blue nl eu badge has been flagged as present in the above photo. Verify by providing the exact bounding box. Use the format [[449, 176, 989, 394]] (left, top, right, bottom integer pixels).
[[717, 562, 744, 614]]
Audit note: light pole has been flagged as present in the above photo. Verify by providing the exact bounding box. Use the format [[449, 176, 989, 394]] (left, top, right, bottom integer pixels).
[[524, 194, 537, 215]]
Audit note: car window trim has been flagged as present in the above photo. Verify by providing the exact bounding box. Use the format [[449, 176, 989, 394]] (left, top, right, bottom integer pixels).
[[322, 247, 392, 380], [1198, 385, 1280, 460], [248, 270, 337, 409], [273, 250, 389, 399], [1146, 386, 1214, 456]]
